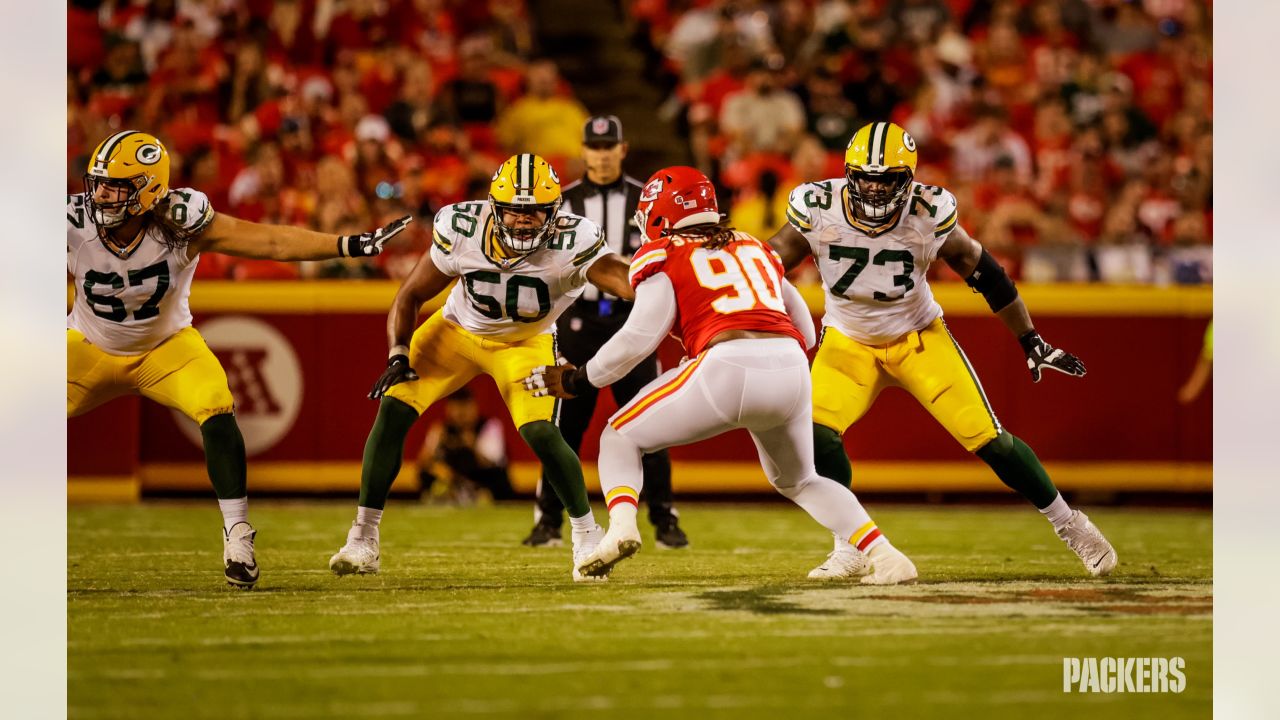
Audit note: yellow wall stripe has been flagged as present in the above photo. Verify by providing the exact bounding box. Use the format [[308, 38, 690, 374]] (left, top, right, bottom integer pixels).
[[87, 460, 1211, 496]]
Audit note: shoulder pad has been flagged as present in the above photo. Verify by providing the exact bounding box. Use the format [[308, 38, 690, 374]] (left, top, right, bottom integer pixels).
[[67, 193, 89, 231], [432, 201, 487, 254], [786, 179, 838, 232], [628, 240, 668, 288], [567, 216, 606, 267], [155, 188, 215, 241], [908, 183, 959, 237]]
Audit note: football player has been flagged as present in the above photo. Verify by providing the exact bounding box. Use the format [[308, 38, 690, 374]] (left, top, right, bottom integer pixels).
[[69, 130, 409, 589], [327, 154, 636, 581], [767, 121, 1116, 578], [525, 167, 917, 584]]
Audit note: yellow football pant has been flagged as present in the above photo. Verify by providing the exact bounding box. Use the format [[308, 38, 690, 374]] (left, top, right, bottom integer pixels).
[[385, 311, 559, 427], [67, 326, 236, 424], [811, 317, 1001, 452]]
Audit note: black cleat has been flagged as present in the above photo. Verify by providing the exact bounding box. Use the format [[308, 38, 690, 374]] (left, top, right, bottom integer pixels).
[[653, 515, 690, 549], [522, 520, 564, 548]]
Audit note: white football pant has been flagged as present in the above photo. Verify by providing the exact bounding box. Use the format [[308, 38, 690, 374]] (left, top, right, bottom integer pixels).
[[598, 338, 876, 540]]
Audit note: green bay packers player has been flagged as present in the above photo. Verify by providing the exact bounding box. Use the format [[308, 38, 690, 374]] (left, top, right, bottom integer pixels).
[[768, 122, 1117, 578], [328, 154, 635, 581], [69, 130, 409, 588]]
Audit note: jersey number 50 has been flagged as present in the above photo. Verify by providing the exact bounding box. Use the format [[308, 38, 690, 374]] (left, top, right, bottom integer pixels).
[[690, 244, 786, 315]]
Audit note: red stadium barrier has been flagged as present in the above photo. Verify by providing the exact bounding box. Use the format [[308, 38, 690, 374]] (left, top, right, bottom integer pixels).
[[68, 282, 1211, 498]]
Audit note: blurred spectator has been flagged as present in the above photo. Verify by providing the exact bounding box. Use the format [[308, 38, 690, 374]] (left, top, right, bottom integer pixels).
[[442, 37, 507, 145], [728, 168, 789, 244], [719, 56, 806, 160], [495, 59, 588, 160], [952, 105, 1032, 185], [384, 59, 436, 144], [416, 389, 514, 505], [801, 68, 858, 151]]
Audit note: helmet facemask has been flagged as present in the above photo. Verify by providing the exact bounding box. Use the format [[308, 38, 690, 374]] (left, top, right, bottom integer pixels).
[[489, 196, 562, 256], [84, 173, 149, 231], [845, 166, 913, 225]]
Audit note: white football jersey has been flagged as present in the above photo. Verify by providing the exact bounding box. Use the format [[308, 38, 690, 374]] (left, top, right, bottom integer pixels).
[[67, 188, 213, 355], [429, 201, 611, 342], [787, 179, 960, 345]]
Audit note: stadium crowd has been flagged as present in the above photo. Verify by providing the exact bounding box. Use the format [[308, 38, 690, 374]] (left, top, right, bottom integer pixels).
[[68, 0, 1212, 284], [636, 0, 1213, 283]]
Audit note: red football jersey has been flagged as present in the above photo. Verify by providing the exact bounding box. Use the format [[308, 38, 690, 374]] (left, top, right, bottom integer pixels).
[[628, 231, 804, 356]]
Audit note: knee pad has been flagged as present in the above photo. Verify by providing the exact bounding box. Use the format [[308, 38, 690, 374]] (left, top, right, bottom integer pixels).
[[974, 429, 1014, 461], [772, 472, 816, 495]]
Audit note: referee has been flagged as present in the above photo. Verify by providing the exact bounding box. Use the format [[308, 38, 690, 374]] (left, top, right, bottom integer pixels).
[[522, 115, 690, 549]]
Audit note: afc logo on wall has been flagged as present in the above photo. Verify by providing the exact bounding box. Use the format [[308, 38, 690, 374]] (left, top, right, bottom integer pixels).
[[173, 316, 303, 456]]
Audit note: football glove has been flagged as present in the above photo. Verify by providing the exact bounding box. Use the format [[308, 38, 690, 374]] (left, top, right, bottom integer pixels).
[[1020, 331, 1086, 383], [339, 215, 413, 258], [523, 356, 585, 399], [369, 353, 419, 400]]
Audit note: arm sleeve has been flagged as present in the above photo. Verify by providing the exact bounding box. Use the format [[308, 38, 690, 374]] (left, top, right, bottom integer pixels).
[[782, 279, 816, 350], [584, 274, 677, 387]]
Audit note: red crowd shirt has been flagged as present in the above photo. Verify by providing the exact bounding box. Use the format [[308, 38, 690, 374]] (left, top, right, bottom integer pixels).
[[628, 231, 804, 357]]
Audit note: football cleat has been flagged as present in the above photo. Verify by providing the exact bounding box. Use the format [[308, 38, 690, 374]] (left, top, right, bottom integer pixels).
[[807, 540, 871, 580], [521, 519, 564, 548], [329, 522, 381, 576], [1056, 510, 1117, 577], [223, 522, 259, 589], [571, 524, 609, 583], [860, 544, 918, 585], [575, 522, 642, 581], [652, 514, 690, 549]]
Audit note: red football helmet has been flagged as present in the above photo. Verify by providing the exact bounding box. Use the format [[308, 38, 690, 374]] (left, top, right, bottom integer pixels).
[[633, 166, 721, 242]]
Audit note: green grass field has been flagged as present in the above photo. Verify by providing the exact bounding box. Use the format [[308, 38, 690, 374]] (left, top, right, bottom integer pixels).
[[68, 502, 1211, 719]]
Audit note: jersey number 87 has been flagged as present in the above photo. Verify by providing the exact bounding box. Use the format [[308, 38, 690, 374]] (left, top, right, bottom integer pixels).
[[690, 244, 786, 315]]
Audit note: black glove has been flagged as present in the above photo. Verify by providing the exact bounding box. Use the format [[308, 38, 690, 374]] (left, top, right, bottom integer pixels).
[[339, 215, 413, 258], [369, 354, 419, 400], [1020, 331, 1087, 383]]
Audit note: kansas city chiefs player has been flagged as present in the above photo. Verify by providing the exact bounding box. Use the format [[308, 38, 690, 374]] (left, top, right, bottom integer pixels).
[[525, 167, 916, 584]]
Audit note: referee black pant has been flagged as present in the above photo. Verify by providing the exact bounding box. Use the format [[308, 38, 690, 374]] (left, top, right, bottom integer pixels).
[[535, 315, 674, 527]]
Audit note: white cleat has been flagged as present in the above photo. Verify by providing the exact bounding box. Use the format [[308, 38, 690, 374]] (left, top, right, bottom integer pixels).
[[860, 544, 918, 585], [1057, 510, 1117, 577], [329, 522, 381, 576], [223, 521, 259, 589], [808, 542, 871, 580], [575, 522, 641, 581], [571, 524, 609, 583]]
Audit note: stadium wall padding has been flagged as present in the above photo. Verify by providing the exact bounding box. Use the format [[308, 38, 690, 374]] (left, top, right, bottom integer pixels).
[[67, 282, 1212, 497]]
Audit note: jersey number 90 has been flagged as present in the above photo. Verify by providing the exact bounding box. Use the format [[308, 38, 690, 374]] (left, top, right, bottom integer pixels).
[[690, 244, 786, 315]]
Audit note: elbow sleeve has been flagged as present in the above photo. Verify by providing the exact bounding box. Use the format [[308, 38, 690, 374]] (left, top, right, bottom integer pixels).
[[965, 250, 1018, 312]]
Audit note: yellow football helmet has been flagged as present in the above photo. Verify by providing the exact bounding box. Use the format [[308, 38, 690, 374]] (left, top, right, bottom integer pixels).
[[84, 130, 171, 233], [488, 153, 562, 255], [844, 122, 918, 225]]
